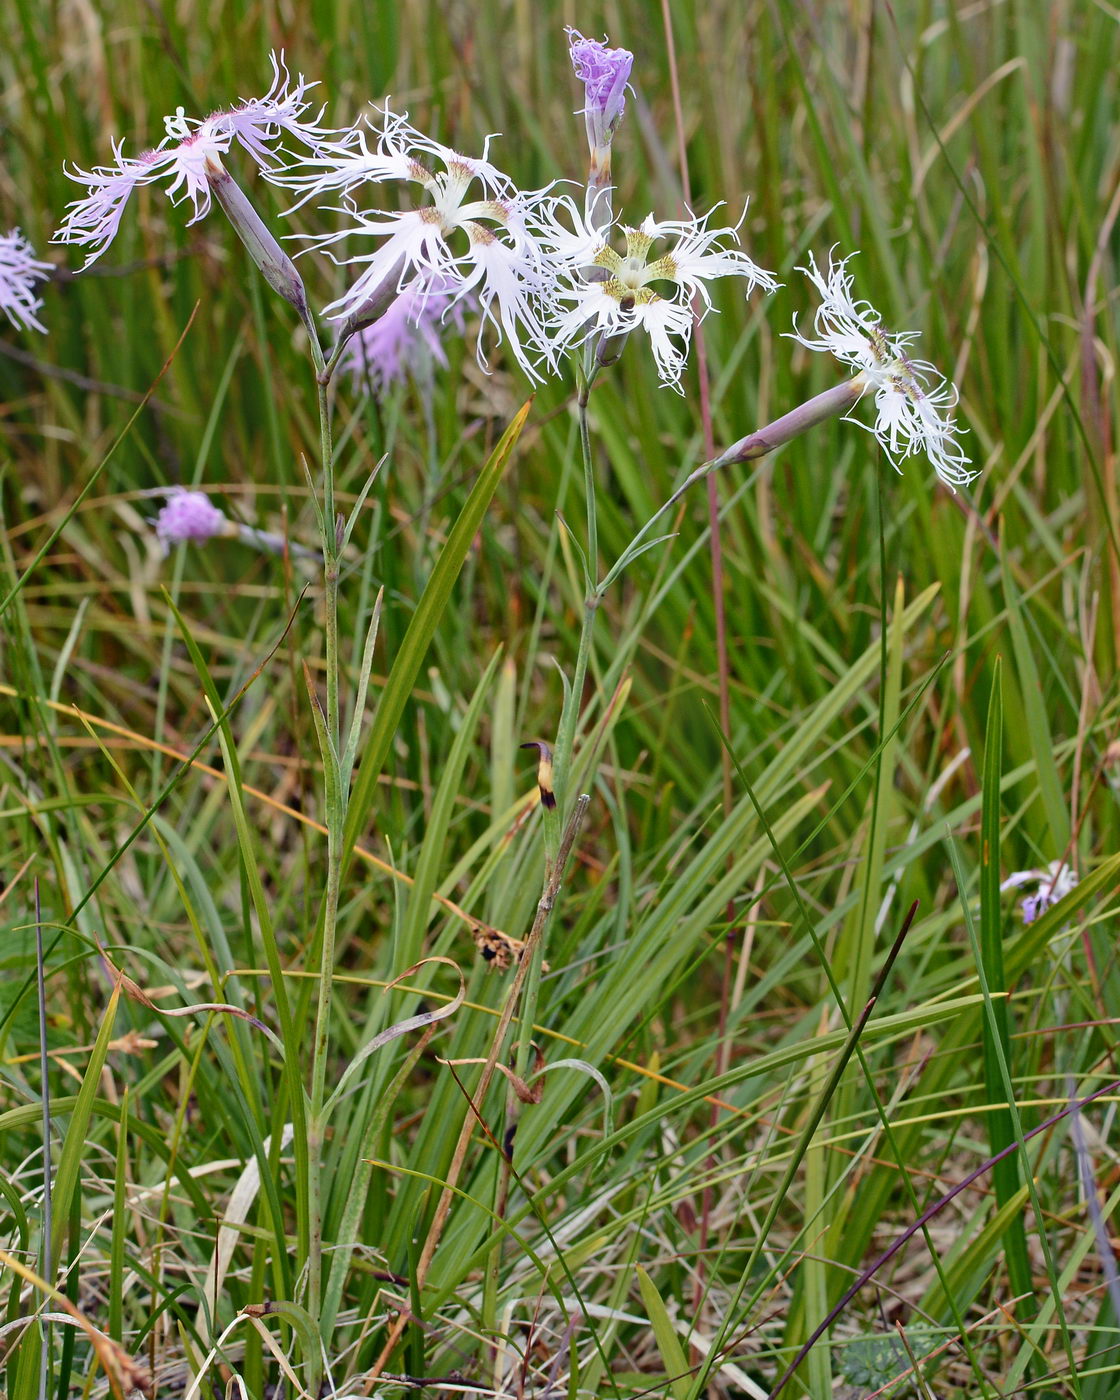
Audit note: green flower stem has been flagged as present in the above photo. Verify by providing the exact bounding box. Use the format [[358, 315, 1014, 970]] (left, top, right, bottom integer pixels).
[[548, 377, 601, 839], [600, 376, 864, 595], [523, 378, 601, 1082], [307, 356, 345, 1326]]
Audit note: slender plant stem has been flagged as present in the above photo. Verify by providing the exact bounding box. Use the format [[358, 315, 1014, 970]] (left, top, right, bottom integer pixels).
[[522, 384, 600, 1083], [366, 798, 590, 1388], [316, 378, 339, 747], [307, 353, 345, 1327], [550, 420, 601, 838], [577, 382, 599, 582], [599, 378, 864, 596]]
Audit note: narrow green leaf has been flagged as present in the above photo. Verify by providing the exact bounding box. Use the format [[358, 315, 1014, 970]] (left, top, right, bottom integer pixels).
[[636, 1265, 691, 1400], [979, 659, 1032, 1305], [999, 538, 1070, 850], [343, 401, 531, 870], [49, 985, 121, 1270]]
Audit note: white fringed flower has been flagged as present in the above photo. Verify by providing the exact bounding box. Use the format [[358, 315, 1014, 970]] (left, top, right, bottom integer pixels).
[[269, 104, 558, 381], [541, 198, 777, 389], [0, 228, 51, 333], [54, 52, 345, 267], [1001, 860, 1078, 925], [787, 248, 975, 488]]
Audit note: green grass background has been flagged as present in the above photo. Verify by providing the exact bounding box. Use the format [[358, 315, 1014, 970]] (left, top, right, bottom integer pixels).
[[2, 1, 1119, 1396]]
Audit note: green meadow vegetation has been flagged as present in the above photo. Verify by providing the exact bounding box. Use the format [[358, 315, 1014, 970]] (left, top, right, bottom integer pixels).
[[2, 1, 1119, 1396]]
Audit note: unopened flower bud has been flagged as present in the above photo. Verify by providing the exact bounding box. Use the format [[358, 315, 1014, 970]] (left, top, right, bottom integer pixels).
[[206, 158, 309, 319], [567, 28, 634, 224]]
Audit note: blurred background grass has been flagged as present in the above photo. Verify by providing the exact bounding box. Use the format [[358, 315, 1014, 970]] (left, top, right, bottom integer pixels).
[[2, 1, 1120, 1397]]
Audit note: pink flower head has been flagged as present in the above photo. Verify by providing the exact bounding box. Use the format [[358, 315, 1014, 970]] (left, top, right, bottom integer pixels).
[[211, 51, 342, 167], [0, 228, 52, 333], [567, 28, 634, 154], [54, 52, 347, 268], [337, 275, 463, 396], [154, 490, 229, 551]]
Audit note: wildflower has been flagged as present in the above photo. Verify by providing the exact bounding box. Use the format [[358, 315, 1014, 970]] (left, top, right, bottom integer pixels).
[[786, 248, 974, 489], [151, 488, 321, 563], [567, 28, 633, 216], [0, 228, 51, 333], [154, 490, 229, 552], [271, 104, 558, 381], [54, 52, 344, 267], [542, 199, 777, 389], [337, 275, 463, 397], [1001, 860, 1079, 924]]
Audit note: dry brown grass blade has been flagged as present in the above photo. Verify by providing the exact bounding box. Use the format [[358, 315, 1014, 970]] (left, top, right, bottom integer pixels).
[[0, 680, 523, 947]]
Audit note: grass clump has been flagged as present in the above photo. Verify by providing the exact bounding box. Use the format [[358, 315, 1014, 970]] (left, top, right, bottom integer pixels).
[[2, 4, 1119, 1399]]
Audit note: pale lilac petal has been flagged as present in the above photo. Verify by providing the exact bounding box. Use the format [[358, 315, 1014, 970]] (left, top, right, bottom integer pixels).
[[0, 228, 52, 333]]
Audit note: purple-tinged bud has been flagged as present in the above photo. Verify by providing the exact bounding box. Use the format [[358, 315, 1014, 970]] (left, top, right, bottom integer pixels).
[[204, 156, 310, 323], [567, 28, 633, 151], [566, 28, 633, 230], [154, 490, 229, 552]]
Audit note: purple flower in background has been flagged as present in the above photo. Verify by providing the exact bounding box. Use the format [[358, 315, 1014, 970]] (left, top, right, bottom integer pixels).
[[0, 228, 51, 333], [1001, 859, 1079, 924], [154, 490, 229, 552], [567, 28, 634, 157], [54, 52, 346, 267], [337, 275, 463, 397]]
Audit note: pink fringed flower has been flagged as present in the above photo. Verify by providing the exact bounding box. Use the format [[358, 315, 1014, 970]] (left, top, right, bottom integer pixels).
[[154, 490, 229, 552], [0, 228, 51, 333], [541, 199, 777, 389], [1001, 860, 1078, 925], [787, 248, 975, 489], [54, 52, 347, 267], [271, 103, 558, 381]]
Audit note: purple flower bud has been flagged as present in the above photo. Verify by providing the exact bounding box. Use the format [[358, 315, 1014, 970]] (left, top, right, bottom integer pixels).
[[154, 490, 228, 551], [567, 28, 634, 156]]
